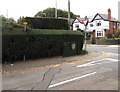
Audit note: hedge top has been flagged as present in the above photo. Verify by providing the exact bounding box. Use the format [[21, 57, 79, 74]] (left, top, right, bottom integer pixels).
[[2, 28, 84, 35], [25, 17, 68, 20]]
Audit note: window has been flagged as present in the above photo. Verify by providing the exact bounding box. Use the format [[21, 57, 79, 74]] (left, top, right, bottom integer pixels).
[[99, 21, 101, 26], [97, 21, 101, 26], [90, 24, 94, 27], [75, 24, 79, 29], [97, 30, 104, 37]]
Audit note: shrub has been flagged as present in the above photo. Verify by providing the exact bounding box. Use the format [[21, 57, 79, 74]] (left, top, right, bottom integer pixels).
[[13, 24, 24, 28], [1, 16, 15, 31], [92, 37, 96, 44], [115, 29, 120, 38], [100, 37, 107, 39], [80, 49, 88, 55], [2, 29, 84, 63], [25, 17, 69, 30], [107, 33, 113, 38]]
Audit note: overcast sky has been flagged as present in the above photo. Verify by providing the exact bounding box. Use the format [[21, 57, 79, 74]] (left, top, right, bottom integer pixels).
[[0, 0, 120, 21]]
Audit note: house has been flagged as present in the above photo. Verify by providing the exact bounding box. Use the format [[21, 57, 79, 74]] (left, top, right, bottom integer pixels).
[[72, 9, 120, 38], [72, 15, 90, 31]]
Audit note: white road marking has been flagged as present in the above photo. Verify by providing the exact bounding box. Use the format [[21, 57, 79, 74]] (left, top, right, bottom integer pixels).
[[107, 53, 119, 55], [105, 58, 118, 62], [77, 58, 118, 68], [108, 45, 119, 47], [49, 72, 96, 88], [77, 58, 106, 68]]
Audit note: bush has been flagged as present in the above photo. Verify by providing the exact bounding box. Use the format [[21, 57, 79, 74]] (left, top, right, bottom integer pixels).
[[80, 49, 88, 55], [115, 29, 120, 38], [107, 33, 113, 38], [100, 37, 107, 39], [13, 24, 24, 28], [1, 16, 15, 31], [25, 17, 69, 30], [92, 37, 96, 44], [2, 29, 84, 63], [86, 37, 90, 40]]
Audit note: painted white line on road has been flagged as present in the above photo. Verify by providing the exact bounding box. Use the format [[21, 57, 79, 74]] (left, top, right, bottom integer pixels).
[[107, 53, 119, 55], [77, 58, 107, 68], [105, 58, 118, 62], [108, 45, 119, 47], [77, 58, 118, 68], [49, 72, 96, 88]]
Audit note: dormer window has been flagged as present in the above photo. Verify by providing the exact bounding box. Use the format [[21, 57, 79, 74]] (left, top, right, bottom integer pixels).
[[97, 21, 101, 26]]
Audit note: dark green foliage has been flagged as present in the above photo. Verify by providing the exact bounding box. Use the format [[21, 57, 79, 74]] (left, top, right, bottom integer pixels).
[[2, 29, 84, 63], [92, 37, 96, 44], [115, 29, 120, 38], [35, 8, 76, 18], [2, 28, 83, 35], [107, 33, 113, 38], [17, 16, 26, 24], [80, 49, 89, 55], [1, 16, 15, 31], [25, 17, 69, 30]]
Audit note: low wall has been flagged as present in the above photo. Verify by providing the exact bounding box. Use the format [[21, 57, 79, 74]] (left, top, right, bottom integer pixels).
[[86, 39, 120, 45], [97, 39, 120, 45], [86, 40, 92, 44]]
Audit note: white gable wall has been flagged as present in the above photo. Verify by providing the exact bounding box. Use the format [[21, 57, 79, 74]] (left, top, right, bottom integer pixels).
[[73, 17, 110, 37], [88, 20, 109, 31], [73, 22, 85, 31]]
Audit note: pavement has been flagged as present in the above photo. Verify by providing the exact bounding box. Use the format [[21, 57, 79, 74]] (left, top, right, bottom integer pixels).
[[2, 50, 109, 74]]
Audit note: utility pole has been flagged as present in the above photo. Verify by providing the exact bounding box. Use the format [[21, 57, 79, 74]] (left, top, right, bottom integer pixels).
[[68, 0, 71, 30], [118, 1, 120, 21], [6, 9, 8, 19], [55, 0, 57, 18]]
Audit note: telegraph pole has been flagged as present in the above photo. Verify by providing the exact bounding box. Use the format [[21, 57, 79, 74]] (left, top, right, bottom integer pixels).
[[118, 1, 120, 21], [6, 9, 8, 19], [55, 0, 57, 18], [68, 0, 71, 30]]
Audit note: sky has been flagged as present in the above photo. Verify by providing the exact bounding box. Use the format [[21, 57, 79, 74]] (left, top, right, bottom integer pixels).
[[0, 0, 120, 21]]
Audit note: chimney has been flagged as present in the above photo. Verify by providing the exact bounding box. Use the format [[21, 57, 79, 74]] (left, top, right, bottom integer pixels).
[[108, 8, 111, 19], [76, 15, 80, 18]]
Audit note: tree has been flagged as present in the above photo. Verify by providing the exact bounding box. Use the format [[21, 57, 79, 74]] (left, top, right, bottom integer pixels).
[[0, 15, 15, 31], [35, 11, 46, 17], [35, 8, 76, 18]]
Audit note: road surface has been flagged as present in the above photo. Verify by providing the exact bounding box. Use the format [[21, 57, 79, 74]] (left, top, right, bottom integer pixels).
[[2, 45, 119, 91]]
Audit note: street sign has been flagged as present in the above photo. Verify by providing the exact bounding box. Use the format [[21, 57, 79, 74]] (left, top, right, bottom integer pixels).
[[23, 22, 28, 32], [23, 22, 28, 25], [82, 19, 89, 26]]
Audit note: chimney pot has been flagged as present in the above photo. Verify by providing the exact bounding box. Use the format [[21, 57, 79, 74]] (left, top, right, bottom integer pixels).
[[108, 8, 111, 19], [76, 15, 80, 18]]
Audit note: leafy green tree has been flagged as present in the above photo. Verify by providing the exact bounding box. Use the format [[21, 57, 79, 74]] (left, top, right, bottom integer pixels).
[[0, 15, 15, 31], [34, 11, 46, 17], [35, 8, 76, 18]]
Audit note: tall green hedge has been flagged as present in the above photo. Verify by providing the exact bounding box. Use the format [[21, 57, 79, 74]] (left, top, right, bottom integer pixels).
[[2, 29, 84, 63], [25, 17, 69, 30]]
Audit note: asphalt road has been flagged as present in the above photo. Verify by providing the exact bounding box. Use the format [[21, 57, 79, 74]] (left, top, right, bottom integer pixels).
[[2, 45, 119, 91]]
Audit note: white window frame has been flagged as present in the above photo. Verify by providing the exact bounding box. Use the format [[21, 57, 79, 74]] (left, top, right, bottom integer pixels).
[[96, 29, 104, 37], [75, 24, 79, 29]]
